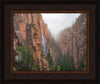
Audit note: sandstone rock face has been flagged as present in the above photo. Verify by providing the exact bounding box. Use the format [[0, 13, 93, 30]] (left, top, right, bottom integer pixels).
[[57, 14, 87, 69], [13, 13, 50, 70]]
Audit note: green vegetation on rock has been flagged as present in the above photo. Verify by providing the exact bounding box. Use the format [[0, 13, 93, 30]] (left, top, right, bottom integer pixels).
[[27, 23, 35, 26], [14, 43, 39, 71]]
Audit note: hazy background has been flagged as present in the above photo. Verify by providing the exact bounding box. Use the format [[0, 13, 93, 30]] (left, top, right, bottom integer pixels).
[[41, 13, 81, 39]]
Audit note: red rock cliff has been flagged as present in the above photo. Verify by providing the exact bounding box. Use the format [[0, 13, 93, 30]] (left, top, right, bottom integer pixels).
[[57, 14, 87, 69], [13, 13, 50, 71]]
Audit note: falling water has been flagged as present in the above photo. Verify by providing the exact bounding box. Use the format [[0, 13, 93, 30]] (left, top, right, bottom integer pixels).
[[40, 17, 48, 55], [41, 32, 47, 55]]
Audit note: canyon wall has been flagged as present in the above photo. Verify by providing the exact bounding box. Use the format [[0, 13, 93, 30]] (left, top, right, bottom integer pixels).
[[57, 14, 87, 69], [13, 13, 50, 71]]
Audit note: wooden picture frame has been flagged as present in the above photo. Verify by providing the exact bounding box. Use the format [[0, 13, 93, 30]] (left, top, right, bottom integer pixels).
[[0, 0, 99, 84], [10, 10, 89, 74]]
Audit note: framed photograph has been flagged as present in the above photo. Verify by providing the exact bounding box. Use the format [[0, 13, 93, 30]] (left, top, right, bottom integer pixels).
[[0, 0, 99, 84]]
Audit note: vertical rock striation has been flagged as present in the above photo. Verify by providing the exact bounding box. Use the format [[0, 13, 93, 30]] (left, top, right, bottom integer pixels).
[[57, 14, 87, 69], [13, 13, 50, 71]]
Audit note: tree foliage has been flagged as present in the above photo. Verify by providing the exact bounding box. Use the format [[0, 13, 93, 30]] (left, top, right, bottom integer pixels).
[[55, 51, 75, 71], [47, 50, 53, 66], [46, 50, 54, 70], [14, 43, 39, 71]]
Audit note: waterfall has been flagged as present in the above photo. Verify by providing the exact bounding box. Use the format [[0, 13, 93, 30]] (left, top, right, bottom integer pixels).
[[40, 17, 48, 56], [41, 32, 47, 55]]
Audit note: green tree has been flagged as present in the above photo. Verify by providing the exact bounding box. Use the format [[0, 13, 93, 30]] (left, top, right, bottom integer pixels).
[[55, 51, 75, 71], [47, 49, 53, 66], [57, 65, 61, 71], [47, 49, 54, 70]]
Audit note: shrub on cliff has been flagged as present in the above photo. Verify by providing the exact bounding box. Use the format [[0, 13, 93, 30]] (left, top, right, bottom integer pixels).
[[27, 23, 35, 26]]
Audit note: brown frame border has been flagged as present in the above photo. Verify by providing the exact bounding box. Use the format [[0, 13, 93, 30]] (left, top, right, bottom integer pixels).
[[10, 10, 90, 74]]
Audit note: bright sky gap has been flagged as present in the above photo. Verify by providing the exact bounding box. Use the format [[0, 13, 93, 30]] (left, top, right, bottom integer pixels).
[[41, 13, 81, 39]]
